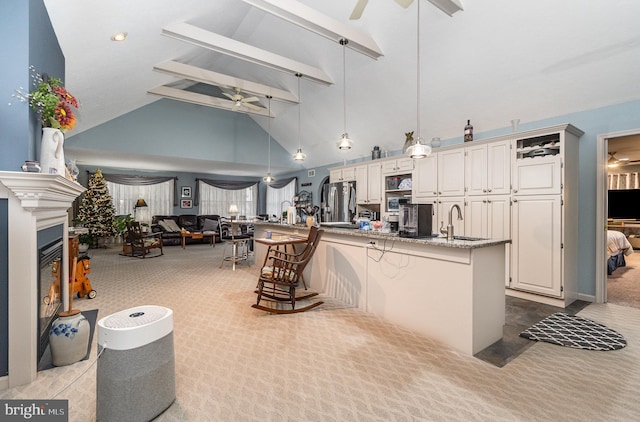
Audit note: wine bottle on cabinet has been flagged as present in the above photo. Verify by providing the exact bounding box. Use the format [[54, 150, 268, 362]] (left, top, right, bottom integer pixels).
[[464, 120, 473, 142]]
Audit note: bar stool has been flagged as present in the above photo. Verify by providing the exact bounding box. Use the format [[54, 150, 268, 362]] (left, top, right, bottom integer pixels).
[[219, 219, 252, 270]]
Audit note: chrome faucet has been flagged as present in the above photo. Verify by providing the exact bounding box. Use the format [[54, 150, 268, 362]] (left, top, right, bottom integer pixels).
[[280, 200, 292, 224], [440, 204, 463, 240]]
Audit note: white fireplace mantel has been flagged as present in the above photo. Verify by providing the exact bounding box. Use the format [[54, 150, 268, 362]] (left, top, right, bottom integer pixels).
[[0, 171, 85, 389]]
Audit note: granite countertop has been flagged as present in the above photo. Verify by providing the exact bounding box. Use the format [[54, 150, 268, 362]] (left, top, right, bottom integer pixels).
[[253, 222, 510, 249]]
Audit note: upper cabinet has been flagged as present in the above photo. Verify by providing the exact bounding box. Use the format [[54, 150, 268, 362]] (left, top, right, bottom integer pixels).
[[512, 132, 565, 196], [413, 154, 438, 199], [330, 166, 356, 183], [382, 157, 414, 175], [355, 162, 382, 204], [466, 140, 511, 196], [437, 149, 465, 196]]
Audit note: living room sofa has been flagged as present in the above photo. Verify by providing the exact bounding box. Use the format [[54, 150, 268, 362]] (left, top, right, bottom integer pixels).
[[151, 214, 224, 246]]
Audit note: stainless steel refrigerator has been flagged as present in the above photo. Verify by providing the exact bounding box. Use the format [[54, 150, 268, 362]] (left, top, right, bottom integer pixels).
[[321, 181, 357, 223]]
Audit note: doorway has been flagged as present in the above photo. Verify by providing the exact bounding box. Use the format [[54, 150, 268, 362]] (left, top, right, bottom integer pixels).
[[596, 129, 640, 305]]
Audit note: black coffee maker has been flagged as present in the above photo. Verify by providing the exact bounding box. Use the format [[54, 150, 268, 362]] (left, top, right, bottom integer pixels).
[[398, 199, 433, 238]]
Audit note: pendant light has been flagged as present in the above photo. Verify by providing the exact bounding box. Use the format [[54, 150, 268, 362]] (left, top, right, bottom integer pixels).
[[292, 73, 307, 161], [336, 38, 353, 150], [263, 96, 276, 184], [406, 0, 432, 159]]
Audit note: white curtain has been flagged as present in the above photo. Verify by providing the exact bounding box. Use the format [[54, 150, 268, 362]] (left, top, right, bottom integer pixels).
[[107, 180, 174, 216], [266, 179, 296, 218], [198, 181, 258, 217]]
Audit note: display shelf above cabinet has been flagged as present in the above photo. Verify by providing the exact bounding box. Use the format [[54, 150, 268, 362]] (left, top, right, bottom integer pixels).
[[516, 133, 561, 160]]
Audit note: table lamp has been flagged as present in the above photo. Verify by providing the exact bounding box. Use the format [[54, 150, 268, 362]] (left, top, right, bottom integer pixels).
[[228, 204, 239, 220], [134, 198, 150, 227]]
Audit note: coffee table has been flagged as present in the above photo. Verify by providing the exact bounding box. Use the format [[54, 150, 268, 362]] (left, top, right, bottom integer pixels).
[[180, 231, 215, 249]]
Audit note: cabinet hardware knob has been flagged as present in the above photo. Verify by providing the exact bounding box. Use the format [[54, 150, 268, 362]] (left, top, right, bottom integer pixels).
[[513, 199, 518, 203], [488, 189, 492, 192], [513, 189, 518, 193], [483, 189, 487, 193]]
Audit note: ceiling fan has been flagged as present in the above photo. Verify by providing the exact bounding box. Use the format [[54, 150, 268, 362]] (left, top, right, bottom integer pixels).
[[607, 151, 639, 168], [222, 88, 263, 112]]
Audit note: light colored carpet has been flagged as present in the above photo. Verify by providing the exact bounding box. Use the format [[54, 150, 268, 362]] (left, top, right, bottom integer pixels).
[[607, 251, 640, 308], [2, 243, 640, 421]]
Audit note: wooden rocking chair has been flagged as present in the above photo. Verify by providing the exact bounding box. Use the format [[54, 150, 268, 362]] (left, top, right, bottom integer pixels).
[[125, 221, 164, 258], [252, 227, 324, 314]]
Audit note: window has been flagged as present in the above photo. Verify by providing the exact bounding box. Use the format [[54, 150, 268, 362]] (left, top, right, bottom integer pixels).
[[198, 181, 258, 217], [107, 180, 174, 217], [266, 179, 296, 218]]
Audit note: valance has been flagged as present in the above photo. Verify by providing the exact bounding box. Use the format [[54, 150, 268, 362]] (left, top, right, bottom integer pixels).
[[268, 176, 297, 189], [195, 178, 260, 206], [100, 173, 178, 206]]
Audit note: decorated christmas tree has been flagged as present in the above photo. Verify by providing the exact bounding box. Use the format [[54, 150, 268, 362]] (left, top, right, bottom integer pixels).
[[77, 169, 116, 242]]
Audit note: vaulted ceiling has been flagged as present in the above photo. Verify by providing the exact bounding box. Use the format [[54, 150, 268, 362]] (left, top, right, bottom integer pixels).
[[43, 0, 640, 174]]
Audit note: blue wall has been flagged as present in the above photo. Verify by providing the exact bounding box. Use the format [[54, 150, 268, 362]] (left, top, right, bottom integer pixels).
[[0, 0, 64, 378], [0, 0, 64, 171], [68, 100, 297, 170]]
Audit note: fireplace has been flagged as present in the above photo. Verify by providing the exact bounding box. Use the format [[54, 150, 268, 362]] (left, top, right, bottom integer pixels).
[[0, 172, 85, 389], [38, 239, 63, 363]]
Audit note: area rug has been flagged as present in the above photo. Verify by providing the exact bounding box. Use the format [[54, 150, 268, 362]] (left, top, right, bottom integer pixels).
[[38, 309, 98, 371], [520, 312, 627, 351]]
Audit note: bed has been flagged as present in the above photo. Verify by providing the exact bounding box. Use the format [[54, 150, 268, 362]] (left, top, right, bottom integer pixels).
[[607, 230, 634, 275]]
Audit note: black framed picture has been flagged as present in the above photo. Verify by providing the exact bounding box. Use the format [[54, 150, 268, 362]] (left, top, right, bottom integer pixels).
[[180, 199, 193, 209], [181, 186, 192, 198]]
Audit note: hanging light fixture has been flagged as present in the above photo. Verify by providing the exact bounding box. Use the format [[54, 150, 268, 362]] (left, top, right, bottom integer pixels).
[[263, 96, 276, 184], [292, 73, 307, 161], [336, 38, 353, 150], [406, 0, 432, 159]]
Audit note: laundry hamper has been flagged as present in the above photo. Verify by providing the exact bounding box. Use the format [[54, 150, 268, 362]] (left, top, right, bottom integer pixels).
[[96, 305, 175, 422]]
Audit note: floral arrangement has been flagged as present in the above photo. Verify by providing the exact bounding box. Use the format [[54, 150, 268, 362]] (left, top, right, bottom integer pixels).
[[12, 66, 78, 132]]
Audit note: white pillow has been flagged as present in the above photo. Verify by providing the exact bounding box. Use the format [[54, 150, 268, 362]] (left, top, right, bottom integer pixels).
[[163, 219, 181, 232], [158, 220, 172, 232]]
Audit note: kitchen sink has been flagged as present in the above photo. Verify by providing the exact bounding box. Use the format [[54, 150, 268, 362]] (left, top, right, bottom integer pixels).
[[453, 236, 488, 241]]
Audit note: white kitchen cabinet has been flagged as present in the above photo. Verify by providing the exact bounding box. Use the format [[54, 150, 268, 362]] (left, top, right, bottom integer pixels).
[[465, 195, 510, 240], [355, 162, 382, 204], [511, 195, 562, 297], [330, 166, 356, 183], [382, 157, 414, 175], [512, 155, 562, 196], [412, 154, 438, 200], [437, 149, 465, 196], [508, 124, 583, 305], [466, 140, 511, 196]]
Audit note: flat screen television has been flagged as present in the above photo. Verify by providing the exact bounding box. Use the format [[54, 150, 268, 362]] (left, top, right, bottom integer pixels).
[[608, 189, 640, 220]]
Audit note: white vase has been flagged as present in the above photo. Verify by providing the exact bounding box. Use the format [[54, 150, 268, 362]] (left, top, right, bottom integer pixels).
[[49, 312, 90, 366], [40, 128, 66, 175]]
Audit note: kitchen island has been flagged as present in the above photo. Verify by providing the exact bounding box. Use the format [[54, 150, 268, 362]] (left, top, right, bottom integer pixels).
[[253, 222, 510, 355]]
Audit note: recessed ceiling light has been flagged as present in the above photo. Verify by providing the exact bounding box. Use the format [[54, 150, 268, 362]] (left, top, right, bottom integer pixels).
[[111, 32, 128, 42]]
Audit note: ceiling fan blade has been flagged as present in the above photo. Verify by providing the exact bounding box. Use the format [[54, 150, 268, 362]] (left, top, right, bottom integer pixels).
[[243, 103, 264, 111], [222, 92, 235, 100], [395, 0, 415, 8], [243, 96, 260, 103], [350, 0, 368, 20]]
